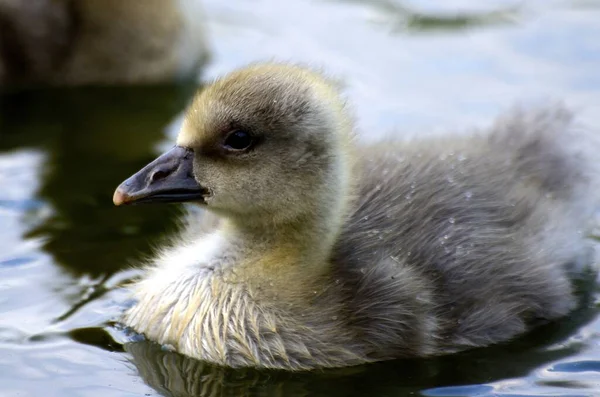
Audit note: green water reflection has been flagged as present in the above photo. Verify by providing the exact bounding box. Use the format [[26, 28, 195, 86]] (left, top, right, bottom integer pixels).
[[0, 86, 192, 276]]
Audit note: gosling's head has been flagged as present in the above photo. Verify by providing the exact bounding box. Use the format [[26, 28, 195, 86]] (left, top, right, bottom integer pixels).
[[113, 63, 354, 225]]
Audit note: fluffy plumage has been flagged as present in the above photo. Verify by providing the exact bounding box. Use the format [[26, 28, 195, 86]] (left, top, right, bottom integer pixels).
[[117, 63, 599, 370]]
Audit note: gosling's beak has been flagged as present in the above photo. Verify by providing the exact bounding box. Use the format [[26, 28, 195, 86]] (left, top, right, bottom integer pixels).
[[113, 146, 207, 206]]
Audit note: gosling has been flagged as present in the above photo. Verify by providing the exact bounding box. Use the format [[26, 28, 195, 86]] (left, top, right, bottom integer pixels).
[[0, 0, 208, 86], [113, 63, 599, 371]]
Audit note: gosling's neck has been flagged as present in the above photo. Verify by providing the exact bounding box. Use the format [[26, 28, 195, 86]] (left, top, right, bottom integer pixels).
[[215, 153, 354, 300]]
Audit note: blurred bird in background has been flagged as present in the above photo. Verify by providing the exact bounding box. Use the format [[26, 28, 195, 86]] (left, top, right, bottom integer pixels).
[[0, 0, 209, 87]]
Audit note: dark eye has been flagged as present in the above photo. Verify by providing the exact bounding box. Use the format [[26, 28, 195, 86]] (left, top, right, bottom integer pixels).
[[222, 130, 254, 152]]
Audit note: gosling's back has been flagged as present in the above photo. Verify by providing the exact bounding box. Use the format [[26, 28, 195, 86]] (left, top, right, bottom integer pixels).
[[333, 108, 598, 358]]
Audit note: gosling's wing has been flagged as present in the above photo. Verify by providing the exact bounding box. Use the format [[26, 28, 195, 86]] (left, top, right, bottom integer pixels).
[[334, 106, 598, 352]]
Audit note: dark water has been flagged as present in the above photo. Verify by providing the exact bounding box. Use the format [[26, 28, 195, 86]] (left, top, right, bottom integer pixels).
[[2, 1, 600, 396]]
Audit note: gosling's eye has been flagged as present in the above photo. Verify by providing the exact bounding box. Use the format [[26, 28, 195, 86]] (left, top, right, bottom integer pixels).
[[222, 130, 254, 152]]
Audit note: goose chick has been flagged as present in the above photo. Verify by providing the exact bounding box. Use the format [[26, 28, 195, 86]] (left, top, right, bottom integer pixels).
[[0, 0, 208, 86], [113, 63, 599, 370]]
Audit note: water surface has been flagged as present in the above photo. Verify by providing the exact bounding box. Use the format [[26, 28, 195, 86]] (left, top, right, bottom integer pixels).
[[1, 0, 600, 396]]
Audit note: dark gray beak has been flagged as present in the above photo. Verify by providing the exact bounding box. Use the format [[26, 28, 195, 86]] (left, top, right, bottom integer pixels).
[[113, 146, 207, 206]]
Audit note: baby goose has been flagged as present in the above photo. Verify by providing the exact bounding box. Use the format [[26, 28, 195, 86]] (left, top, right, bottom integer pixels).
[[113, 63, 599, 370], [0, 0, 208, 85]]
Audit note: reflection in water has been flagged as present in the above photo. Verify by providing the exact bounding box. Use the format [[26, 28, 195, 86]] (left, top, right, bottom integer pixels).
[[0, 85, 201, 345], [125, 303, 596, 397], [0, 85, 195, 277], [329, 0, 519, 33], [119, 275, 599, 396]]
